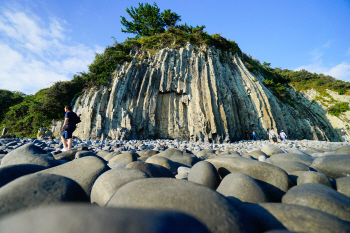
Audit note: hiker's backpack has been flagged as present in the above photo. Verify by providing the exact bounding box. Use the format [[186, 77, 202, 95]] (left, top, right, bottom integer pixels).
[[75, 113, 81, 124]]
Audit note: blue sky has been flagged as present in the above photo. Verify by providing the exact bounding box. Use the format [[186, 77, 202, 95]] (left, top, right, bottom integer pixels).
[[1, 0, 350, 94]]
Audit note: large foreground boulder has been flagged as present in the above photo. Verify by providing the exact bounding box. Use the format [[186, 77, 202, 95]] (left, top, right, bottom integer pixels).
[[1, 143, 58, 168], [311, 154, 350, 179], [0, 173, 88, 217], [40, 156, 109, 197], [107, 178, 257, 233], [0, 164, 47, 188], [91, 168, 149, 206], [216, 172, 270, 204], [282, 183, 350, 221], [240, 203, 350, 233], [206, 157, 289, 201], [335, 145, 350, 155], [0, 204, 210, 233], [272, 161, 309, 173]]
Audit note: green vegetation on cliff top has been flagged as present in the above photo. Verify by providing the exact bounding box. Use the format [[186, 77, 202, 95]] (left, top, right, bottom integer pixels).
[[1, 2, 350, 137]]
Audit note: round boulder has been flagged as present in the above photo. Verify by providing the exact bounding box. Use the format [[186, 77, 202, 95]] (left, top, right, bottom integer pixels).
[[108, 152, 138, 164], [311, 154, 350, 179], [261, 144, 284, 156], [107, 178, 257, 233], [0, 204, 210, 233], [1, 143, 59, 168], [272, 161, 309, 174], [297, 171, 332, 187], [239, 203, 350, 233], [91, 168, 149, 206], [0, 164, 47, 188], [269, 153, 314, 166], [156, 148, 200, 167], [187, 161, 220, 189], [206, 157, 289, 202], [333, 176, 350, 197], [282, 183, 350, 221], [40, 156, 109, 197], [0, 173, 88, 217], [126, 161, 174, 178], [75, 151, 97, 159], [335, 145, 350, 155], [217, 172, 269, 204]]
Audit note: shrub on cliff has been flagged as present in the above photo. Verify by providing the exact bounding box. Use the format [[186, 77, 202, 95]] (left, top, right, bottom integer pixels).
[[0, 90, 25, 124], [327, 102, 350, 117]]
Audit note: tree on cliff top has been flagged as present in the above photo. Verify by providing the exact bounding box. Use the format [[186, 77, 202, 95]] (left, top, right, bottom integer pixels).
[[120, 2, 181, 37]]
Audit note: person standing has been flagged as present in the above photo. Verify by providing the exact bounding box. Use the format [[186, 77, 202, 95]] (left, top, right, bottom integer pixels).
[[252, 130, 257, 140], [279, 130, 287, 142], [269, 128, 278, 145], [61, 105, 78, 151], [245, 129, 250, 140], [341, 129, 348, 142]]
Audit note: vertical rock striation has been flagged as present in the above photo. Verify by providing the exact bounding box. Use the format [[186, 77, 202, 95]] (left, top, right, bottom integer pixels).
[[68, 43, 342, 142]]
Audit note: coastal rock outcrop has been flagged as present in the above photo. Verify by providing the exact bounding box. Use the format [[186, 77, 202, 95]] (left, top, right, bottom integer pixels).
[[52, 44, 345, 142]]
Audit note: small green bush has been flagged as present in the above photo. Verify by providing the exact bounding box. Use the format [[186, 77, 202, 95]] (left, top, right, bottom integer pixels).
[[327, 102, 350, 116], [338, 89, 346, 95]]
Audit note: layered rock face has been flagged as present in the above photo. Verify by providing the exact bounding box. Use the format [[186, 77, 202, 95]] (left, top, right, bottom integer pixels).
[[65, 43, 342, 142]]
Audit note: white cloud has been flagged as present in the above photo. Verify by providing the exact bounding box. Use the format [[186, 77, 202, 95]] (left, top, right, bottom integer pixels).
[[0, 6, 98, 94], [295, 42, 350, 82]]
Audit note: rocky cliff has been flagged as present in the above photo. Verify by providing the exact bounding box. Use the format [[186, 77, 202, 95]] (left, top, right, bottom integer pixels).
[[52, 43, 348, 142]]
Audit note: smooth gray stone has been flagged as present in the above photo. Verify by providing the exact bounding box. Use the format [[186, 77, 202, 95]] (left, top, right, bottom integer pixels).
[[239, 203, 350, 233], [216, 153, 241, 158], [187, 161, 220, 189], [216, 172, 269, 204], [335, 145, 350, 155], [286, 148, 310, 155], [248, 150, 266, 159], [304, 147, 323, 154], [1, 143, 58, 168], [75, 150, 97, 159], [137, 157, 148, 162], [196, 149, 217, 160], [272, 161, 309, 173], [108, 152, 138, 164], [145, 156, 177, 173], [96, 150, 110, 158], [53, 149, 78, 160], [269, 153, 314, 166], [40, 156, 109, 197], [137, 149, 159, 157], [107, 178, 257, 233], [103, 152, 121, 161], [54, 155, 71, 161], [126, 161, 174, 178], [282, 183, 350, 221], [333, 177, 350, 197], [311, 154, 350, 179], [297, 171, 332, 187], [0, 164, 47, 188], [0, 204, 210, 233], [91, 168, 149, 206], [156, 148, 200, 167], [0, 173, 88, 217], [206, 157, 289, 202], [261, 145, 284, 156]]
